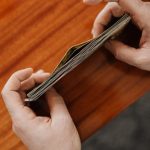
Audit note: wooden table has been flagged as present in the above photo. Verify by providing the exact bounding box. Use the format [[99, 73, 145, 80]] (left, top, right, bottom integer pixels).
[[0, 0, 150, 149]]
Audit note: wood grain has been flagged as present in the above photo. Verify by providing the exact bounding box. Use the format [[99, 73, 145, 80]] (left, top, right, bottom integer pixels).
[[0, 0, 150, 149]]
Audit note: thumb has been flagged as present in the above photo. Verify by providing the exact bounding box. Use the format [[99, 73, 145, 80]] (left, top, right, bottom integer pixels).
[[116, 0, 144, 17], [46, 88, 71, 121]]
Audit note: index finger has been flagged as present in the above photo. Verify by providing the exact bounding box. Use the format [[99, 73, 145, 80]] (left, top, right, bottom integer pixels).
[[3, 68, 33, 91], [92, 2, 124, 37], [1, 68, 35, 120]]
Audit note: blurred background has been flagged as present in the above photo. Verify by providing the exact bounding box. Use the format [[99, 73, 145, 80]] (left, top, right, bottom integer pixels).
[[83, 92, 150, 150]]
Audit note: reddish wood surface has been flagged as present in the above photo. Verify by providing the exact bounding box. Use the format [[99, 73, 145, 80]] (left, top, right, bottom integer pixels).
[[0, 0, 150, 149]]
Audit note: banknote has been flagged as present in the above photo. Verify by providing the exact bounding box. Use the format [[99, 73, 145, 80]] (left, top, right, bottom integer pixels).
[[27, 14, 131, 102]]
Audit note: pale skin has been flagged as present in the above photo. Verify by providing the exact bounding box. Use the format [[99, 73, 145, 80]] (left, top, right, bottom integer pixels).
[[1, 68, 81, 150], [1, 0, 150, 150], [84, 0, 150, 71]]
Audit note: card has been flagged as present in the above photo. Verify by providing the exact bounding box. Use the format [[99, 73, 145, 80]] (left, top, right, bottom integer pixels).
[[27, 14, 131, 102]]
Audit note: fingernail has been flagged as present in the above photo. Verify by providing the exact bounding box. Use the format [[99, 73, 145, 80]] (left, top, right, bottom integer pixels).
[[24, 98, 29, 102], [92, 30, 98, 38], [37, 69, 44, 73]]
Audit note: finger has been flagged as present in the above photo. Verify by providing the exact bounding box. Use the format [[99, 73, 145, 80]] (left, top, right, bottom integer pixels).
[[1, 68, 36, 120], [46, 88, 70, 121], [20, 71, 50, 91], [3, 68, 33, 91], [92, 3, 124, 37], [83, 0, 103, 5], [116, 0, 144, 16], [105, 40, 140, 66], [84, 0, 144, 16], [114, 0, 145, 29], [37, 69, 44, 73]]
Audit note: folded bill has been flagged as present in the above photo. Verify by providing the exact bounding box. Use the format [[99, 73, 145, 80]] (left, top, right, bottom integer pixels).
[[27, 14, 131, 102]]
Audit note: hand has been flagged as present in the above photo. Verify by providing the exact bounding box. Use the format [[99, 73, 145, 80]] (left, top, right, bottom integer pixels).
[[1, 68, 81, 150], [84, 0, 150, 71]]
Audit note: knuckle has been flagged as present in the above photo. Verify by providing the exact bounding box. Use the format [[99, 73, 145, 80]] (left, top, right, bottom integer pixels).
[[106, 2, 116, 8]]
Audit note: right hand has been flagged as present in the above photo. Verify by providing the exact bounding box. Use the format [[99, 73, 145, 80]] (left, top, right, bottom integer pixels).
[[84, 0, 150, 71]]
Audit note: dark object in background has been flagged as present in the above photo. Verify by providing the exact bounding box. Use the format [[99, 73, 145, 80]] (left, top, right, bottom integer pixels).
[[83, 92, 150, 150]]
